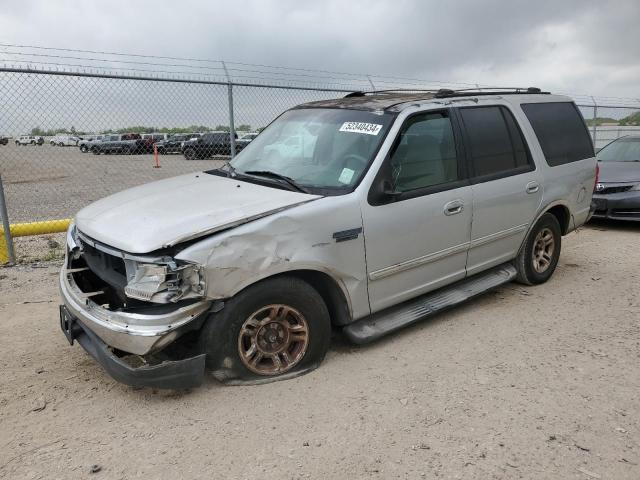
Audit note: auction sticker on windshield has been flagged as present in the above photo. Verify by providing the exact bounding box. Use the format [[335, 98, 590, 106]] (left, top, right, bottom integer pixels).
[[339, 122, 382, 135]]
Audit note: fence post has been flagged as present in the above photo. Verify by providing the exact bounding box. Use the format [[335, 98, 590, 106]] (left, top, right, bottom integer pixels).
[[0, 174, 16, 265], [591, 96, 598, 147], [222, 61, 236, 158]]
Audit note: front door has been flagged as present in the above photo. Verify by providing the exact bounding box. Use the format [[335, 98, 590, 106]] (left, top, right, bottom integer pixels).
[[361, 110, 473, 312]]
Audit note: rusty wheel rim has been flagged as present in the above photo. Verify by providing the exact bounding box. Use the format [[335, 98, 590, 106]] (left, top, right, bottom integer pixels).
[[532, 227, 555, 274], [238, 304, 309, 376]]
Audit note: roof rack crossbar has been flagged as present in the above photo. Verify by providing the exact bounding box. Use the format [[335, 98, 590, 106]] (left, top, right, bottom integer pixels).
[[344, 88, 440, 98]]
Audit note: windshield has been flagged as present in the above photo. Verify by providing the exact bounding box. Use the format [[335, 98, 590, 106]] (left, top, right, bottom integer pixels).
[[597, 137, 640, 162], [229, 108, 394, 192]]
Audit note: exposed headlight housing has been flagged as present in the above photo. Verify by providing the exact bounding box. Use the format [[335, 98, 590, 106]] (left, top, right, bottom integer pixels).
[[124, 261, 205, 303], [66, 221, 81, 259]]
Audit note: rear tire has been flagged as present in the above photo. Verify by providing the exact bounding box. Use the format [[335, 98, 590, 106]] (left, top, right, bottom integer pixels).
[[80, 145, 88, 153], [515, 213, 561, 285], [184, 148, 197, 160], [199, 276, 331, 385]]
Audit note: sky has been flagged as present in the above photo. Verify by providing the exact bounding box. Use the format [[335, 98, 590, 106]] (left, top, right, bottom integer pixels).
[[1, 0, 639, 99], [0, 0, 639, 134]]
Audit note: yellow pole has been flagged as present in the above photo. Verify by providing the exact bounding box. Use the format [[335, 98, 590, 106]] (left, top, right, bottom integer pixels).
[[0, 219, 71, 264], [0, 233, 7, 263]]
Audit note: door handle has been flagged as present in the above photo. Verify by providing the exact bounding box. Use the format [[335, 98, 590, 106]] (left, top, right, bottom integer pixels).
[[444, 200, 464, 216], [526, 182, 540, 194]]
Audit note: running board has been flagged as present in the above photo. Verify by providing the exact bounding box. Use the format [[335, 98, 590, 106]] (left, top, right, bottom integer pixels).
[[344, 263, 517, 344]]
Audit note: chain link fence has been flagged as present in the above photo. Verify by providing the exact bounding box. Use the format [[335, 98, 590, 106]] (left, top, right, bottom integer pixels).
[[1, 64, 640, 263], [0, 67, 352, 262]]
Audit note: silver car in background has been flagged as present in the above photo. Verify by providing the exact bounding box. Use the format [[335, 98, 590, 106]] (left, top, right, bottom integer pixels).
[[59, 88, 597, 389]]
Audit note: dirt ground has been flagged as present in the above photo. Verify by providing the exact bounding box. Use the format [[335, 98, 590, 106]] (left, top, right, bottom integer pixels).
[[1, 220, 639, 480]]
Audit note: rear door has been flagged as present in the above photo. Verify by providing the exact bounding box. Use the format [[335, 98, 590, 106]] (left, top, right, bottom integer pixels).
[[362, 109, 473, 312], [456, 104, 543, 275]]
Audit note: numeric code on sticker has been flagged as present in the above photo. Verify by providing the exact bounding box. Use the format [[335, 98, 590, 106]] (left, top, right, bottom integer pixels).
[[339, 122, 383, 136]]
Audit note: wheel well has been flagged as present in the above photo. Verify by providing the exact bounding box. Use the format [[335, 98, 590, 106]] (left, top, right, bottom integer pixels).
[[545, 205, 571, 235], [261, 270, 352, 327]]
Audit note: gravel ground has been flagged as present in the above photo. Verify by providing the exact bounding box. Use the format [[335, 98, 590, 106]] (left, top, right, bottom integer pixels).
[[0, 220, 639, 479], [0, 143, 227, 222]]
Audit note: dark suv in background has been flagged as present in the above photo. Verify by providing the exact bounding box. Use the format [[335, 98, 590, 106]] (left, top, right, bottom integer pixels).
[[156, 133, 201, 154], [182, 132, 243, 159]]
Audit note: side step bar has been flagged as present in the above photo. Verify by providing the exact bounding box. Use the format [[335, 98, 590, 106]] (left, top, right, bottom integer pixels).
[[344, 263, 517, 344]]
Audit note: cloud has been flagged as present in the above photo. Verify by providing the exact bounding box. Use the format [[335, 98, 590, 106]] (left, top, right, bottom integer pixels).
[[0, 0, 638, 98]]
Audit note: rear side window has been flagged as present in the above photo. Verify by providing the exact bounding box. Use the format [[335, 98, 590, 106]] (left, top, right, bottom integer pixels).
[[459, 106, 532, 178], [521, 102, 594, 166]]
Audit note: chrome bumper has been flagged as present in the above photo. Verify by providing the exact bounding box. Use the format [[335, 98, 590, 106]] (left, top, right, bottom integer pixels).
[[59, 266, 211, 355]]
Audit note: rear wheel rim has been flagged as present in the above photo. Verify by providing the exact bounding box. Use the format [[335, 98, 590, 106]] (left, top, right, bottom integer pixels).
[[238, 304, 309, 376], [532, 227, 555, 274]]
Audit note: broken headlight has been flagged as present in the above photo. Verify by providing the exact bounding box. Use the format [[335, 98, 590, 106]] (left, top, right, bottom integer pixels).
[[124, 261, 205, 303]]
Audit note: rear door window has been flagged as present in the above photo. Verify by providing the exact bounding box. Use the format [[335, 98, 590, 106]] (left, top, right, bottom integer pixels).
[[458, 106, 533, 179], [521, 102, 594, 166]]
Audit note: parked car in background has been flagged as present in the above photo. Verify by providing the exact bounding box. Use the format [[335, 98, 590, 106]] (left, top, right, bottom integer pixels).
[[155, 133, 200, 154], [50, 135, 81, 146], [239, 132, 259, 142], [182, 131, 243, 159], [0, 136, 9, 145], [591, 135, 640, 221], [59, 89, 596, 389], [236, 132, 260, 150], [15, 135, 41, 146], [78, 135, 105, 153], [89, 133, 143, 155], [140, 133, 169, 153]]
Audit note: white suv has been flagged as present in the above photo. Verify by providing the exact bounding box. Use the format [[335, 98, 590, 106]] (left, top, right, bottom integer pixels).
[[59, 88, 597, 389], [15, 135, 42, 146]]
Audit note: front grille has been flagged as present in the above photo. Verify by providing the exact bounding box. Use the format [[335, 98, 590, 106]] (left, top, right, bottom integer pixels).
[[80, 241, 128, 291]]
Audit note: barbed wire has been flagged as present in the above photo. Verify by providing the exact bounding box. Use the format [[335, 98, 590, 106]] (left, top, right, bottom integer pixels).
[[0, 43, 639, 107]]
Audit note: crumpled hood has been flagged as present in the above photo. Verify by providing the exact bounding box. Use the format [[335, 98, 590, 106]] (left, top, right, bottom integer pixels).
[[598, 161, 640, 184], [75, 173, 320, 253]]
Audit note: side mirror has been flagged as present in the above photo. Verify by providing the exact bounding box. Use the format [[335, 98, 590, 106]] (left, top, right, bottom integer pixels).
[[381, 179, 401, 200]]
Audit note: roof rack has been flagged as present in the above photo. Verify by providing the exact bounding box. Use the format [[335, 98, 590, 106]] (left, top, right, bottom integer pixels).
[[344, 87, 548, 99]]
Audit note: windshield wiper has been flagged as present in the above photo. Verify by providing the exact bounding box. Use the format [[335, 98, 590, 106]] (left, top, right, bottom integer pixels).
[[219, 162, 237, 177], [243, 170, 310, 193]]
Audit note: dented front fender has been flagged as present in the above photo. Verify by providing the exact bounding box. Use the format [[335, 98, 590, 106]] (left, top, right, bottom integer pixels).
[[175, 195, 370, 321]]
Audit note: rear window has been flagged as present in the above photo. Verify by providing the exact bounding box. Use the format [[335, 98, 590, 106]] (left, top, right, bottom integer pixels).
[[521, 102, 594, 166]]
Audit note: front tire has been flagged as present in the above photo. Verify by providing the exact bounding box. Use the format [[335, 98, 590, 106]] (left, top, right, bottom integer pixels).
[[515, 212, 561, 285], [199, 276, 331, 384], [80, 145, 88, 153]]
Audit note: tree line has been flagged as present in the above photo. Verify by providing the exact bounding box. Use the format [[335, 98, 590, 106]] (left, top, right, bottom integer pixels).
[[30, 124, 257, 136]]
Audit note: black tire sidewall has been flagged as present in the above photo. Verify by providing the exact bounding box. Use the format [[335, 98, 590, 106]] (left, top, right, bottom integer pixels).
[[520, 213, 561, 284], [200, 276, 331, 383]]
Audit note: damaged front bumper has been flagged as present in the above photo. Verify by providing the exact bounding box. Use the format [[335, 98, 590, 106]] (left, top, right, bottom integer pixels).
[[60, 307, 206, 389], [591, 191, 640, 221], [59, 264, 212, 388]]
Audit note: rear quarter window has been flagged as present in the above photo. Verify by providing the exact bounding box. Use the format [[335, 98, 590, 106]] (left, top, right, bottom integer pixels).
[[521, 102, 594, 167]]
